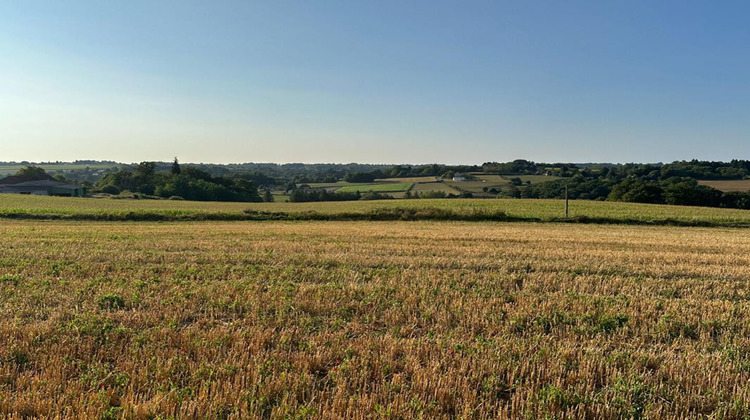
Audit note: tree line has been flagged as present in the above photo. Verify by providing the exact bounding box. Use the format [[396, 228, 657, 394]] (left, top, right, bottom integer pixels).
[[95, 160, 263, 202]]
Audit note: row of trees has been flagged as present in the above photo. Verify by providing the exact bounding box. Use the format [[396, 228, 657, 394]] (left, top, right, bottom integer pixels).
[[509, 174, 750, 209], [96, 160, 263, 202]]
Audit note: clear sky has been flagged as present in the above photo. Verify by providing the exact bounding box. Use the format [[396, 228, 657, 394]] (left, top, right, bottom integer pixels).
[[2, 1, 749, 164]]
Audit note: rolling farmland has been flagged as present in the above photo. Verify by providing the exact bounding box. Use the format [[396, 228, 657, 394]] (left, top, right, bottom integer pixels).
[[1, 220, 749, 418], [297, 172, 558, 199]]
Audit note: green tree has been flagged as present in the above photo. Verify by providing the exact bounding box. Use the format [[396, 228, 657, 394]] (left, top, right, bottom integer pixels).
[[15, 166, 48, 179], [171, 157, 181, 175], [608, 179, 664, 204]]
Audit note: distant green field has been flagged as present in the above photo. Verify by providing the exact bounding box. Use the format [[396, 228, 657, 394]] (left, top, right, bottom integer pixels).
[[304, 181, 375, 188], [411, 182, 461, 195], [474, 174, 508, 183], [0, 163, 117, 176], [446, 180, 509, 196], [335, 183, 413, 193], [2, 194, 750, 225], [377, 176, 438, 183]]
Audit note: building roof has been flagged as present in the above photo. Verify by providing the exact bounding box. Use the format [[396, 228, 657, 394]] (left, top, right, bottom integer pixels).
[[0, 173, 58, 185], [11, 180, 82, 188], [0, 175, 83, 191]]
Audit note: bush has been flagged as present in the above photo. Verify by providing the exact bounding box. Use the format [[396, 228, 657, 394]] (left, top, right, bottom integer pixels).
[[360, 192, 393, 200], [100, 185, 121, 195], [98, 294, 125, 311], [419, 191, 446, 199]]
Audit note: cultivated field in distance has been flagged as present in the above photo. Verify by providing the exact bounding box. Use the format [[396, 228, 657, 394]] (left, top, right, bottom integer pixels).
[[410, 182, 462, 196], [0, 163, 117, 177], [698, 179, 750, 192], [1, 221, 748, 418], [297, 172, 558, 199], [335, 182, 413, 194]]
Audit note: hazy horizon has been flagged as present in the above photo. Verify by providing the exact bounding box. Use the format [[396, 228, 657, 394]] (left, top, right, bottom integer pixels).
[[1, 158, 680, 167], [3, 1, 749, 164]]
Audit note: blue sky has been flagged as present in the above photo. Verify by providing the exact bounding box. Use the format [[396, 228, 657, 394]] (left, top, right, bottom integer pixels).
[[1, 1, 749, 164]]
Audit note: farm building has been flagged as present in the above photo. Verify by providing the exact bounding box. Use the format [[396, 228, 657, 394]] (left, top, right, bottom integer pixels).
[[0, 175, 85, 197], [452, 173, 467, 182]]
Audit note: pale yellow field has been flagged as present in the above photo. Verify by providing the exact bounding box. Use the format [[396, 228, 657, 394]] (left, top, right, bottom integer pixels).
[[1, 221, 748, 418], [698, 179, 750, 192]]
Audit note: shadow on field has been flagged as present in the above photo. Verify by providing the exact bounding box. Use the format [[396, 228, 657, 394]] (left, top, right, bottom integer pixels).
[[2, 207, 749, 228]]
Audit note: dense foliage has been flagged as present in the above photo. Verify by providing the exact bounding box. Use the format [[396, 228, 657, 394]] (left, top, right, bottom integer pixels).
[[95, 162, 262, 202], [513, 174, 745, 208]]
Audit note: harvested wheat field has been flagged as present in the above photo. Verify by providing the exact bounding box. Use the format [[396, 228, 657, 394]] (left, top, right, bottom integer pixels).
[[1, 220, 749, 419]]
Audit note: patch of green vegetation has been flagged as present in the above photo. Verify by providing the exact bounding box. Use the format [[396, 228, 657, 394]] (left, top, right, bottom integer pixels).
[[98, 294, 126, 311], [335, 183, 413, 193]]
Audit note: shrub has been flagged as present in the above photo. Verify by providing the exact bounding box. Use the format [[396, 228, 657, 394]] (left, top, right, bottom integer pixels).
[[100, 185, 121, 195], [98, 294, 125, 311]]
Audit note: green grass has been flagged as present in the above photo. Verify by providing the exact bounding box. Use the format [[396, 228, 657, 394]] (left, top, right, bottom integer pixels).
[[445, 181, 502, 195], [474, 174, 509, 183], [411, 182, 461, 195], [335, 183, 413, 193], [303, 181, 376, 188], [2, 195, 750, 226]]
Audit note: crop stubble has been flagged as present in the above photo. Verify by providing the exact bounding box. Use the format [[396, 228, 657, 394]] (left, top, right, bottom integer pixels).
[[0, 221, 748, 418]]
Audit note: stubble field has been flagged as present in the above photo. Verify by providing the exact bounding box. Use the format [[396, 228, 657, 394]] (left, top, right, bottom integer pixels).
[[1, 220, 749, 419]]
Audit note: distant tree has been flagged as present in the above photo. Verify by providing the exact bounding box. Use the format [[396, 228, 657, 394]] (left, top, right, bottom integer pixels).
[[721, 192, 750, 209], [15, 166, 48, 180], [263, 189, 274, 202], [608, 179, 664, 204], [101, 185, 121, 195], [344, 172, 376, 183], [171, 157, 181, 175], [134, 162, 156, 189], [663, 179, 722, 207]]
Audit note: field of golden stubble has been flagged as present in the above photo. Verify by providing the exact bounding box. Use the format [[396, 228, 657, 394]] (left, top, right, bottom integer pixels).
[[0, 220, 749, 419]]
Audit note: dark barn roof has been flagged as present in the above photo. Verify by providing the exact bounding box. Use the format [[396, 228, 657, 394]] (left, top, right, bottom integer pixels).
[[0, 173, 58, 185], [0, 174, 84, 195]]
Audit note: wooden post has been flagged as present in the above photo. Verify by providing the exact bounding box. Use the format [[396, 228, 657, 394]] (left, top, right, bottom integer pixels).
[[565, 184, 569, 218]]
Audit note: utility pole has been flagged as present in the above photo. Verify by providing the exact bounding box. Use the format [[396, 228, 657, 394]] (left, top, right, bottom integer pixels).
[[564, 184, 569, 218]]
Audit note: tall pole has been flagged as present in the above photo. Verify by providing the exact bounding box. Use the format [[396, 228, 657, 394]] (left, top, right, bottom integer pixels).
[[564, 184, 569, 218]]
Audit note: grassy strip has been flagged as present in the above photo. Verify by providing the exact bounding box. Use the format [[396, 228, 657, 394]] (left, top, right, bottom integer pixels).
[[551, 215, 750, 228], [2, 207, 750, 227], [0, 208, 518, 222]]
